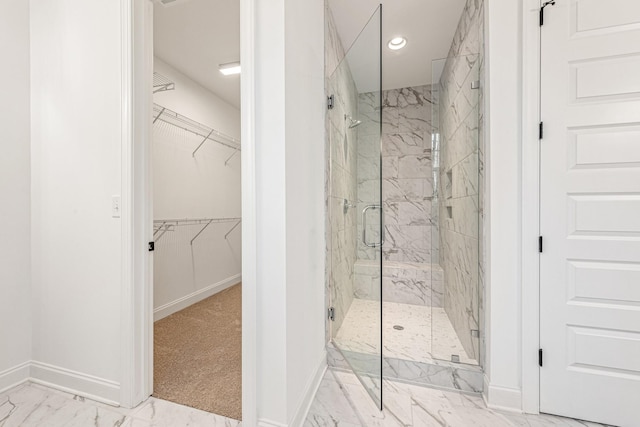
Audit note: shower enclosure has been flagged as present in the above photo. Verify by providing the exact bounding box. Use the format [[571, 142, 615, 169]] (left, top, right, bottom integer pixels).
[[326, 5, 383, 407], [326, 0, 484, 409]]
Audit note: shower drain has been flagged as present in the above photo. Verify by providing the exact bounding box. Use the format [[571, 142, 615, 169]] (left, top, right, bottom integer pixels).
[[393, 325, 404, 331]]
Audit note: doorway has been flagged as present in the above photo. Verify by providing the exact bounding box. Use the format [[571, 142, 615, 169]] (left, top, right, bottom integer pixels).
[[149, 0, 242, 420]]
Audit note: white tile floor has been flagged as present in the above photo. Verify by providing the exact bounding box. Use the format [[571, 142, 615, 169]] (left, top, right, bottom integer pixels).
[[0, 382, 240, 427], [304, 369, 611, 427], [335, 299, 477, 365]]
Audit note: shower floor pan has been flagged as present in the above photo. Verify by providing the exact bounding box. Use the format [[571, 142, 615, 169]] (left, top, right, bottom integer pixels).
[[335, 299, 477, 365], [330, 299, 483, 393]]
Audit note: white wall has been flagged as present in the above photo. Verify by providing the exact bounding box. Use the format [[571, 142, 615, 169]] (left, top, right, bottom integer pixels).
[[0, 0, 32, 391], [30, 0, 124, 402], [152, 58, 241, 319], [255, 0, 288, 421], [284, 0, 327, 423], [484, 0, 524, 411], [254, 0, 326, 424]]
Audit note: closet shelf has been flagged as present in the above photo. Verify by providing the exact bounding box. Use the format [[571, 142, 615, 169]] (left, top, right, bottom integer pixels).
[[153, 72, 175, 93], [153, 217, 242, 244], [152, 103, 241, 157]]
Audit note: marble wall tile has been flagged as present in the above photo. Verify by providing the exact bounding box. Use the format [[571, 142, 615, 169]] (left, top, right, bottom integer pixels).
[[384, 201, 432, 227], [384, 178, 426, 202], [385, 358, 483, 393], [353, 260, 443, 307], [437, 0, 484, 365], [326, 6, 361, 337], [398, 154, 432, 179], [325, 5, 345, 78], [383, 225, 429, 263], [356, 85, 436, 270], [452, 152, 478, 198], [382, 133, 427, 157]]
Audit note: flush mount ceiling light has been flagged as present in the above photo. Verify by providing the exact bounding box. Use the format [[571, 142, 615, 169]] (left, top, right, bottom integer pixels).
[[219, 62, 241, 76], [388, 37, 407, 51]]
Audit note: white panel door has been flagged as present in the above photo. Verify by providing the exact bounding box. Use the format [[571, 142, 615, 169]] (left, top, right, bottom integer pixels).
[[540, 0, 640, 425]]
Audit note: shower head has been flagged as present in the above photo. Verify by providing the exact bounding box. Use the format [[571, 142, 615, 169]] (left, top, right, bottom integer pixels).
[[345, 115, 362, 129]]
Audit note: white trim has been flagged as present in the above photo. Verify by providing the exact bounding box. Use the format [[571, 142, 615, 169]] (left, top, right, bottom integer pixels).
[[240, 0, 258, 425], [122, 0, 258, 419], [484, 381, 523, 413], [154, 275, 242, 321], [0, 361, 30, 393], [289, 351, 327, 427], [121, 0, 155, 409], [521, 0, 542, 415], [120, 0, 136, 409], [30, 361, 120, 406]]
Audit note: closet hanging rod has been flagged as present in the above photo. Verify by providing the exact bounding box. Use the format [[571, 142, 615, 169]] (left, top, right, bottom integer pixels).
[[153, 217, 242, 245], [154, 217, 241, 226], [152, 104, 241, 152]]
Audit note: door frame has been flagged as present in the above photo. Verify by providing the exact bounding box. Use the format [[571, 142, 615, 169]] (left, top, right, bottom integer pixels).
[[521, 0, 542, 414], [119, 0, 258, 424]]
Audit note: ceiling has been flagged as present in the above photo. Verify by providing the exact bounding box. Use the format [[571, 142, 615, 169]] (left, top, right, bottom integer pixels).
[[154, 0, 240, 109], [153, 0, 466, 106], [328, 0, 467, 92]]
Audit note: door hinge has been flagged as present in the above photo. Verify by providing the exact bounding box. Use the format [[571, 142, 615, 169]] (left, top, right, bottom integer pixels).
[[539, 121, 544, 140], [539, 236, 543, 253], [328, 307, 335, 321], [539, 349, 544, 367], [539, 1, 556, 26], [327, 95, 334, 110], [148, 241, 155, 252]]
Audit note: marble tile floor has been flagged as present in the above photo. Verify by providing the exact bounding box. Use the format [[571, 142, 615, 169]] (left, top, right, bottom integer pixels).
[[0, 374, 612, 427], [304, 369, 612, 427], [334, 299, 477, 366], [0, 382, 240, 427]]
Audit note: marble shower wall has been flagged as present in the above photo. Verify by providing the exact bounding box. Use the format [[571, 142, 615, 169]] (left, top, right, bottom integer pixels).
[[357, 85, 437, 265], [436, 0, 484, 363], [325, 5, 359, 338]]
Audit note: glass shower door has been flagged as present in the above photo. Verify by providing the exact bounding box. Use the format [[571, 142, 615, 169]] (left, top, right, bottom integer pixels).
[[430, 54, 481, 366], [328, 6, 383, 408]]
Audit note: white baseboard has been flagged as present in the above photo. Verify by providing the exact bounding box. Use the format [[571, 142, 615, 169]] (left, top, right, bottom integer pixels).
[[258, 420, 288, 427], [154, 274, 242, 321], [0, 361, 30, 393], [289, 351, 327, 427], [484, 375, 522, 413], [30, 361, 120, 406], [258, 351, 327, 427]]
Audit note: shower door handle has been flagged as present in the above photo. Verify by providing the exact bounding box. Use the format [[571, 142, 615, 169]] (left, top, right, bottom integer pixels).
[[362, 204, 385, 248]]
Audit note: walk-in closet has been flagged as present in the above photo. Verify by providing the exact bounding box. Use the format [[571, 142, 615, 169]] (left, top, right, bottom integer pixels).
[[150, 0, 241, 420]]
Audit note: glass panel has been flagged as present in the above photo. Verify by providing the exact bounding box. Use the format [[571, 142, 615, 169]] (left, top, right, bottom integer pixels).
[[430, 54, 481, 366], [328, 6, 383, 408]]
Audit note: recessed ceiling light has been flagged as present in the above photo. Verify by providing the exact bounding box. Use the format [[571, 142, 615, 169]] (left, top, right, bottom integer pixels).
[[219, 62, 241, 76], [388, 37, 407, 51]]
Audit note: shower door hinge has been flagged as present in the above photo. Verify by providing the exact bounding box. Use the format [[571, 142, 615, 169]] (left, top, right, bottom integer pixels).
[[539, 1, 556, 26], [539, 121, 544, 140], [539, 236, 543, 253], [328, 307, 335, 321], [327, 95, 334, 110], [539, 349, 544, 367], [148, 241, 155, 252]]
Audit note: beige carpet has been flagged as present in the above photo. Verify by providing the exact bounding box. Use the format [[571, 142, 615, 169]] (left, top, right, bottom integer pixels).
[[154, 283, 242, 420]]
